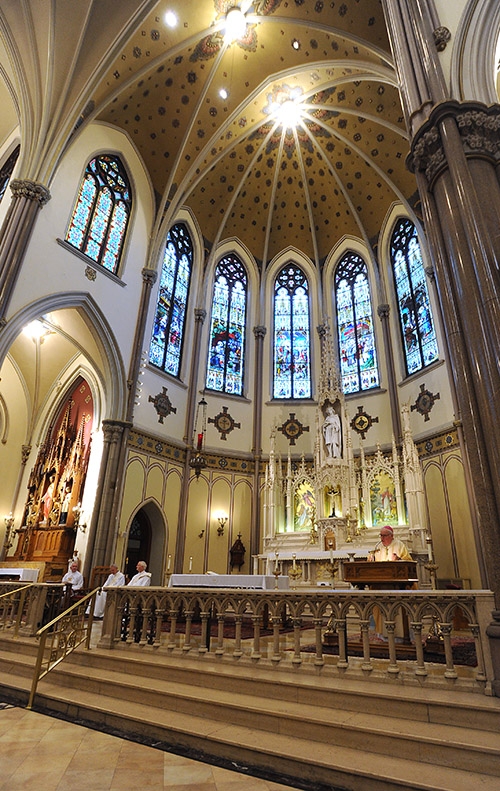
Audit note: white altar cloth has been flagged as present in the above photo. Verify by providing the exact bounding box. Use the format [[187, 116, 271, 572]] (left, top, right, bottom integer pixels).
[[168, 573, 289, 590], [0, 567, 39, 581]]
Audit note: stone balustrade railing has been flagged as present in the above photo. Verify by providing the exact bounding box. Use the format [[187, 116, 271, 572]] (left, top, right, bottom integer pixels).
[[98, 586, 496, 694], [0, 582, 66, 636]]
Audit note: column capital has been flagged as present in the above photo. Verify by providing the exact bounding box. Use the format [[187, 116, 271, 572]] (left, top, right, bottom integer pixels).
[[377, 303, 390, 320], [408, 101, 500, 186], [141, 267, 158, 286], [10, 179, 51, 206], [194, 308, 207, 324], [253, 325, 267, 339], [101, 419, 132, 443]]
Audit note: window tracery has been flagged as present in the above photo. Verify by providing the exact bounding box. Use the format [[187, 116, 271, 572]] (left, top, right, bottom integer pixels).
[[335, 252, 379, 394], [391, 219, 438, 375], [273, 264, 311, 399], [149, 223, 192, 377], [65, 154, 131, 274], [206, 254, 247, 395]]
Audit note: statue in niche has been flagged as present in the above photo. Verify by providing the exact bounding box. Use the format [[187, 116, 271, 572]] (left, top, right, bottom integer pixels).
[[322, 405, 342, 458]]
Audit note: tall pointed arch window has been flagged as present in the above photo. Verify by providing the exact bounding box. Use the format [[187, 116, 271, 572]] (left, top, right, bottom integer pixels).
[[0, 145, 20, 203], [149, 223, 193, 377], [335, 252, 379, 394], [65, 154, 131, 274], [391, 219, 438, 375], [273, 264, 311, 399], [206, 254, 247, 395]]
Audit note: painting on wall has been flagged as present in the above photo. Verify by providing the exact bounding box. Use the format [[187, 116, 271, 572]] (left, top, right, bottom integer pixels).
[[370, 472, 398, 526], [294, 481, 315, 532]]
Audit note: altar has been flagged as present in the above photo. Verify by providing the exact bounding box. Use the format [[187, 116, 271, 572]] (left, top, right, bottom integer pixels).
[[169, 573, 289, 590], [0, 567, 39, 581]]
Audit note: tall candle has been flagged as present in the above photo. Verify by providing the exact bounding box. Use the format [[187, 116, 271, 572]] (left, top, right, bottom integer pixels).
[[167, 554, 171, 572], [189, 556, 193, 572], [292, 553, 296, 569], [329, 547, 334, 565]]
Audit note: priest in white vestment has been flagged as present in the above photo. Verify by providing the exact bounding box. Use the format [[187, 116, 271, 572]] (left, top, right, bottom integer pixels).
[[62, 561, 84, 591], [127, 560, 151, 586], [93, 564, 125, 618]]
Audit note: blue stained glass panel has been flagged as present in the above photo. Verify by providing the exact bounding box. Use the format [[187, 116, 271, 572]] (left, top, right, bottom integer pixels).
[[391, 219, 438, 376], [335, 252, 379, 394], [65, 154, 131, 274], [149, 223, 193, 377], [206, 255, 247, 395], [273, 265, 311, 399]]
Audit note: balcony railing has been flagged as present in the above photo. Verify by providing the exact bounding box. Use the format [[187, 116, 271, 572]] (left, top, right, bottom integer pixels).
[[98, 586, 496, 694]]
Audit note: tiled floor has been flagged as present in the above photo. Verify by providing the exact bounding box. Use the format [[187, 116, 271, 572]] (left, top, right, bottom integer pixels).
[[0, 702, 299, 791]]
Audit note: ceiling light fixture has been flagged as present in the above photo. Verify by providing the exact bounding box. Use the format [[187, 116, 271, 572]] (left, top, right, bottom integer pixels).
[[224, 7, 246, 44], [277, 98, 302, 129], [291, 38, 301, 50], [219, 87, 229, 100], [165, 11, 177, 28]]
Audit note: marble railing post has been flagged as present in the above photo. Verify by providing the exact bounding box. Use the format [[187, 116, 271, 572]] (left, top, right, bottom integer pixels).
[[0, 179, 51, 324]]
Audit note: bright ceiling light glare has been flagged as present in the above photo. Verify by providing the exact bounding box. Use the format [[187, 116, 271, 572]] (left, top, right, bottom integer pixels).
[[224, 7, 246, 44], [219, 88, 229, 100], [23, 320, 46, 341], [277, 99, 302, 129], [291, 38, 301, 50], [164, 10, 177, 28]]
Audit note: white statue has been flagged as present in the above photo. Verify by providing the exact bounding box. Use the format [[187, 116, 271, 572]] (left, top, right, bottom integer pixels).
[[323, 406, 341, 458]]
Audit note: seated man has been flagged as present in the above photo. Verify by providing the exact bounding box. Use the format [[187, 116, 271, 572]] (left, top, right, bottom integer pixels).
[[369, 525, 412, 562], [62, 561, 84, 591], [127, 560, 151, 586], [92, 563, 125, 618]]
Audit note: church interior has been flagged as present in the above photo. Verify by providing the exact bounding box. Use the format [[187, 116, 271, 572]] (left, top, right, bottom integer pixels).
[[1, 1, 500, 789]]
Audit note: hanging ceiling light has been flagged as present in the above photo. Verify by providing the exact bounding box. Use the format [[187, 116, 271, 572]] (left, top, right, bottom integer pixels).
[[190, 396, 208, 478], [224, 7, 246, 44], [276, 98, 302, 129]]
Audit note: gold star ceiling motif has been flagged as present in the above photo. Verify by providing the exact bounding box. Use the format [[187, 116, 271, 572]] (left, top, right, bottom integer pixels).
[[4, 0, 419, 271]]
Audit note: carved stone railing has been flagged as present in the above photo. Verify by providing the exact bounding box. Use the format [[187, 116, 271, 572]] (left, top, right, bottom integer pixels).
[[98, 587, 496, 694], [0, 582, 67, 636]]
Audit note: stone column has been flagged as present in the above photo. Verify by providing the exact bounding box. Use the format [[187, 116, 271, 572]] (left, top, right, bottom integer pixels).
[[176, 307, 206, 572], [126, 267, 158, 422], [382, 0, 500, 689], [84, 419, 131, 581], [377, 304, 401, 441], [0, 179, 51, 323], [250, 325, 266, 559]]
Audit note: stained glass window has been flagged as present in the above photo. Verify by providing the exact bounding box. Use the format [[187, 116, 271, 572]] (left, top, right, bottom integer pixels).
[[391, 219, 438, 376], [0, 145, 20, 203], [273, 264, 311, 399], [206, 255, 247, 395], [335, 252, 379, 394], [65, 154, 131, 274], [149, 223, 193, 377]]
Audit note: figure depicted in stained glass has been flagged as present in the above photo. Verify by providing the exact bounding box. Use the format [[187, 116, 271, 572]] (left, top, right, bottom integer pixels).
[[391, 219, 438, 375], [149, 223, 192, 377], [65, 154, 131, 274], [206, 255, 247, 395], [335, 252, 379, 394], [273, 264, 311, 399]]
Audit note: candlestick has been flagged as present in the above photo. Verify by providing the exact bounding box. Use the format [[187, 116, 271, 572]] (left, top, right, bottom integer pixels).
[[189, 556, 193, 572], [292, 553, 296, 570]]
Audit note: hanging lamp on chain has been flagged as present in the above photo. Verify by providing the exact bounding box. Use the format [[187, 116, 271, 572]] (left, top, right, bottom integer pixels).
[[190, 396, 208, 478]]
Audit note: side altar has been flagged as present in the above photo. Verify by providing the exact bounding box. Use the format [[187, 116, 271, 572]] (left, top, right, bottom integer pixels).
[[258, 330, 432, 589]]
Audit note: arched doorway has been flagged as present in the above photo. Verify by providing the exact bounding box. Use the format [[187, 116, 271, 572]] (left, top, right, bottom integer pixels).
[[125, 511, 152, 582]]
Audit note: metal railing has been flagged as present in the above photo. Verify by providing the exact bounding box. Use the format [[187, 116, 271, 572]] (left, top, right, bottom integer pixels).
[[27, 588, 98, 710], [98, 586, 496, 694]]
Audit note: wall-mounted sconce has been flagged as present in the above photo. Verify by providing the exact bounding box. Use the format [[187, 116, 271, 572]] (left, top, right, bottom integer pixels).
[[198, 529, 205, 539], [216, 514, 227, 536]]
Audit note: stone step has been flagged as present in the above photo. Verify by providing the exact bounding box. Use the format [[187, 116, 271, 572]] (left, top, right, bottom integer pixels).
[[2, 637, 500, 791]]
